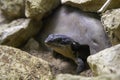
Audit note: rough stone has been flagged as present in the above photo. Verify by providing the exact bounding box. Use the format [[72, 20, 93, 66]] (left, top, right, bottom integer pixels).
[[56, 74, 91, 80], [101, 8, 120, 45], [87, 44, 120, 76], [0, 10, 9, 25], [23, 38, 40, 51], [25, 0, 61, 20], [80, 69, 93, 77], [0, 0, 25, 19], [61, 0, 120, 12], [0, 45, 53, 80], [55, 74, 120, 80], [37, 5, 111, 55], [0, 18, 41, 47]]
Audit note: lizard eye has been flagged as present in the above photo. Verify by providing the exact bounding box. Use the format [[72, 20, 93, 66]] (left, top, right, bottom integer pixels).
[[71, 42, 78, 51], [72, 42, 76, 45]]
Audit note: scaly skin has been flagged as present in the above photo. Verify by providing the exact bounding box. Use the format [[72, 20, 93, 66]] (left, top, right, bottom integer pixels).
[[45, 34, 90, 74]]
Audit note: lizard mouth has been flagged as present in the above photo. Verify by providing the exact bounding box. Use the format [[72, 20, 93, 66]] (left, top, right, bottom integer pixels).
[[45, 34, 77, 60], [45, 34, 90, 61]]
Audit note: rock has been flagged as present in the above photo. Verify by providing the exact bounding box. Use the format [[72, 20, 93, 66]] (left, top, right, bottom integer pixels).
[[0, 45, 53, 80], [61, 0, 120, 12], [25, 0, 61, 20], [80, 69, 93, 77], [37, 5, 111, 54], [87, 44, 120, 76], [56, 74, 91, 80], [23, 38, 40, 51], [0, 10, 9, 25], [0, 18, 41, 47], [55, 74, 120, 80], [101, 8, 120, 45], [0, 0, 25, 20], [50, 58, 76, 75]]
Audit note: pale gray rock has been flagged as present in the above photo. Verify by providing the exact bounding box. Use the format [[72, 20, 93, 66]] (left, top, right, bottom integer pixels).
[[55, 74, 120, 80], [38, 5, 111, 55], [0, 19, 41, 47], [87, 44, 120, 76], [0, 45, 53, 80], [101, 8, 120, 45], [56, 74, 92, 80], [25, 0, 61, 20], [61, 0, 120, 12], [0, 0, 25, 19]]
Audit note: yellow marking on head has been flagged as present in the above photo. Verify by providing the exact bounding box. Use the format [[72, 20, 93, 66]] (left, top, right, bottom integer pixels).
[[53, 45, 76, 61]]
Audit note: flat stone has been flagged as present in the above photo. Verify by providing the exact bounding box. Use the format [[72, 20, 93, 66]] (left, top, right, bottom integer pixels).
[[0, 45, 53, 80]]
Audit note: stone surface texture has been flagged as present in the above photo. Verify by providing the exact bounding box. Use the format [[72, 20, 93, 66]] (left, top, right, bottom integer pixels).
[[23, 38, 40, 51], [55, 74, 120, 80], [0, 0, 25, 19], [0, 0, 120, 79], [0, 10, 9, 25], [101, 8, 120, 45], [0, 18, 41, 47], [25, 0, 61, 20], [87, 44, 120, 76], [61, 0, 120, 12], [0, 45, 53, 80]]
